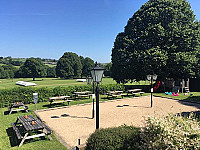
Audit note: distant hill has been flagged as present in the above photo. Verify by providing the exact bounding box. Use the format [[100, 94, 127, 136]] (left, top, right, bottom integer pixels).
[[0, 57, 57, 68]]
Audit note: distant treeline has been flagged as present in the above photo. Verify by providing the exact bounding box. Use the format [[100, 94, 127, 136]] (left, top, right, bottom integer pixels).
[[0, 53, 111, 79]]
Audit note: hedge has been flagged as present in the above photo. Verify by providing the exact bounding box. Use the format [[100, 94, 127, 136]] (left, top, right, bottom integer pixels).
[[85, 126, 140, 150], [0, 84, 125, 108]]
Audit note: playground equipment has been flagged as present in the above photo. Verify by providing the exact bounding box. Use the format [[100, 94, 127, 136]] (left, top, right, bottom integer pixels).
[[153, 81, 161, 92]]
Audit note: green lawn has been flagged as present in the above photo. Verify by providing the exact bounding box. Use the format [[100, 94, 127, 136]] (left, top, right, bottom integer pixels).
[[0, 78, 118, 89], [154, 92, 200, 103], [0, 106, 67, 150], [0, 77, 153, 90]]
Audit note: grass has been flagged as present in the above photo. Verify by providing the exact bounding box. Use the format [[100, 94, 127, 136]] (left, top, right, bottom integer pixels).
[[0, 77, 150, 89], [0, 93, 148, 150], [0, 106, 67, 150], [154, 92, 200, 103]]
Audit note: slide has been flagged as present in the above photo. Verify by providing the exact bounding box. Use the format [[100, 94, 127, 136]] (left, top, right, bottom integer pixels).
[[153, 81, 161, 92]]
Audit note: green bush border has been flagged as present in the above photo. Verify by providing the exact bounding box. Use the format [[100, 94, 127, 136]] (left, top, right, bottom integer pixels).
[[0, 84, 125, 108]]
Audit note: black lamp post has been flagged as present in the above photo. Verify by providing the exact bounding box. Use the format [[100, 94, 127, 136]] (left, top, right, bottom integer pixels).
[[147, 74, 157, 107], [90, 62, 104, 129]]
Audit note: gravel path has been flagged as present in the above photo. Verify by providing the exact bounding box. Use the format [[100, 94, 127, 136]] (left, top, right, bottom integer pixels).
[[36, 96, 200, 149]]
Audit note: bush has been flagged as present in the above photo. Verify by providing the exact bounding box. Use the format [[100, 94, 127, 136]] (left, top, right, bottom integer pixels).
[[140, 113, 200, 149], [85, 126, 140, 150], [0, 84, 125, 108]]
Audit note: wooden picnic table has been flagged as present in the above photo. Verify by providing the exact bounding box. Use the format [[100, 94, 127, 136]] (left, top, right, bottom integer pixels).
[[12, 115, 52, 147], [106, 91, 123, 99], [49, 96, 71, 105], [127, 89, 144, 96], [73, 91, 90, 99], [8, 102, 28, 115]]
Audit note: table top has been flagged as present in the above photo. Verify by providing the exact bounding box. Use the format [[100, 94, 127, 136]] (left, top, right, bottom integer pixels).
[[18, 115, 45, 131], [11, 102, 24, 107], [74, 91, 90, 94], [49, 95, 70, 100], [108, 91, 123, 94], [128, 89, 142, 92]]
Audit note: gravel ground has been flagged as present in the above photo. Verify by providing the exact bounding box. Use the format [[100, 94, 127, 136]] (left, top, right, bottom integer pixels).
[[36, 96, 200, 149]]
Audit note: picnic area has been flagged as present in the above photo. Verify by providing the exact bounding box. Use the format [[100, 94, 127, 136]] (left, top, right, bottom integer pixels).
[[36, 95, 200, 148]]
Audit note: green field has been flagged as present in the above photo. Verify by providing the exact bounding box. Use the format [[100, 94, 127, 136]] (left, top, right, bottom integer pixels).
[[0, 78, 151, 89]]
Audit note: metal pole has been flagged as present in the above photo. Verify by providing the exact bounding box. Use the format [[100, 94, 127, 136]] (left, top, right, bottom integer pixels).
[[151, 76, 153, 107], [35, 103, 37, 111], [96, 82, 100, 129], [92, 81, 95, 119]]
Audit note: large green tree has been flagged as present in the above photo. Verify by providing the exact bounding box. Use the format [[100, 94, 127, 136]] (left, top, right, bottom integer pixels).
[[111, 0, 200, 83], [56, 52, 82, 79], [19, 58, 47, 81], [80, 56, 94, 77]]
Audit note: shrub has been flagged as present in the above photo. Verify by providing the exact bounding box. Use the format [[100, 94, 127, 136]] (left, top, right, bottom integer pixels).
[[0, 84, 125, 108], [85, 126, 140, 150], [140, 113, 200, 149]]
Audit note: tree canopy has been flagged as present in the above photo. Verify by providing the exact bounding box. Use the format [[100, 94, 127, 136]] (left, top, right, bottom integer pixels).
[[56, 52, 82, 79], [111, 0, 200, 83], [81, 57, 94, 77], [18, 58, 47, 81]]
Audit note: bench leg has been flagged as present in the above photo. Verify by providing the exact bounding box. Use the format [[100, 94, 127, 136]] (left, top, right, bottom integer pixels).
[[9, 110, 12, 115], [19, 133, 28, 147], [48, 135, 53, 140]]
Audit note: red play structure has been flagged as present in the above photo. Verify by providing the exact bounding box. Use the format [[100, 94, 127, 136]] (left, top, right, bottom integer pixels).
[[153, 81, 162, 92]]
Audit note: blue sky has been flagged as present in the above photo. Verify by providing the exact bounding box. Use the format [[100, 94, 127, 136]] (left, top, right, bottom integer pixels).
[[0, 0, 200, 63]]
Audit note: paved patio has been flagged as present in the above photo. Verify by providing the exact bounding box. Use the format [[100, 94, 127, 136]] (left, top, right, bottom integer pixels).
[[36, 96, 200, 149]]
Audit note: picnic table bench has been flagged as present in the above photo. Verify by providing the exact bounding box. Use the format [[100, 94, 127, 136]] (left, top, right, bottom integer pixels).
[[12, 115, 52, 147], [73, 91, 91, 99], [8, 102, 28, 115], [106, 91, 123, 99], [125, 89, 144, 97], [49, 96, 72, 105]]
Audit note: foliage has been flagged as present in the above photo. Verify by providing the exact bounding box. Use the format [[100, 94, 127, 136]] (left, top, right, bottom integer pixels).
[[81, 56, 94, 77], [86, 126, 140, 150], [99, 62, 112, 77], [18, 58, 47, 81], [0, 64, 17, 79], [140, 113, 200, 149], [111, 0, 200, 83], [46, 66, 56, 78], [56, 52, 82, 79], [0, 84, 125, 108]]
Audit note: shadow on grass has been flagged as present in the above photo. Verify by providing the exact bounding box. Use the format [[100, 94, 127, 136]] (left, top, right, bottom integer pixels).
[[6, 127, 51, 147], [6, 127, 19, 147], [178, 96, 200, 109], [4, 111, 10, 115]]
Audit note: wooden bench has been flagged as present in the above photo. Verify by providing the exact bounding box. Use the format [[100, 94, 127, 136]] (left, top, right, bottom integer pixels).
[[131, 92, 144, 96], [106, 91, 122, 99], [11, 122, 23, 140], [51, 99, 72, 105], [49, 96, 71, 105], [8, 105, 28, 115], [77, 94, 90, 99], [12, 115, 53, 147]]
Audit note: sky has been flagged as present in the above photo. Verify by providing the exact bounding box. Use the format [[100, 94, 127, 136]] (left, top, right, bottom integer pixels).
[[0, 0, 200, 63]]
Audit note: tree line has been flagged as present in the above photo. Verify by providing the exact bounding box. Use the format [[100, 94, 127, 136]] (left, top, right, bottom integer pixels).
[[0, 52, 112, 80]]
